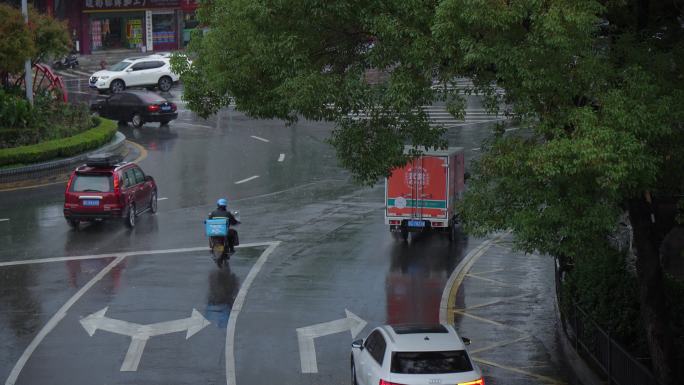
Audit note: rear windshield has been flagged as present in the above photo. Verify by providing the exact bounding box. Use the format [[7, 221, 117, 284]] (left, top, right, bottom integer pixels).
[[391, 350, 473, 374], [138, 93, 166, 104], [71, 174, 113, 192]]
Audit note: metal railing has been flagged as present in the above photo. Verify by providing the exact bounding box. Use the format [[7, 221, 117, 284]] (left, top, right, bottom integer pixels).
[[555, 260, 662, 385]]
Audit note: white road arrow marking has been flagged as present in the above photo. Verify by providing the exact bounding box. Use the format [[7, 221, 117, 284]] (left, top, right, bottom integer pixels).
[[80, 307, 210, 371], [296, 309, 367, 374]]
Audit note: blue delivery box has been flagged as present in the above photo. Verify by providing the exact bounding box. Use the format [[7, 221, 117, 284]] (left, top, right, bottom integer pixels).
[[205, 218, 228, 237]]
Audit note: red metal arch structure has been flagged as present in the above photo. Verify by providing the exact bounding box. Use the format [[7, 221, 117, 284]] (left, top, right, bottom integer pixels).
[[10, 63, 67, 103]]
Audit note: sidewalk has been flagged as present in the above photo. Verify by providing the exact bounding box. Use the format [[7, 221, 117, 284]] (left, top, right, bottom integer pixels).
[[441, 233, 603, 385], [55, 48, 161, 78]]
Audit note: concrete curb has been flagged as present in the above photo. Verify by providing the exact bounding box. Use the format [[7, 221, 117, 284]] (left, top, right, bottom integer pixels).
[[0, 131, 126, 185]]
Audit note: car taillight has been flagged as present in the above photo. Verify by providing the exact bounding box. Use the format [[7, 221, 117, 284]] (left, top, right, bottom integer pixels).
[[65, 174, 74, 193], [379, 380, 406, 385], [113, 173, 120, 192], [147, 104, 160, 112], [458, 378, 485, 385]]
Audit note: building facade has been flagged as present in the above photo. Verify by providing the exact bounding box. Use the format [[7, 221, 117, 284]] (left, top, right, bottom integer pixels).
[[9, 0, 201, 55]]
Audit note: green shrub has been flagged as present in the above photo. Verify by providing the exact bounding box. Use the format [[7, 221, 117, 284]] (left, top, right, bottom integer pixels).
[[562, 249, 647, 353], [0, 89, 93, 148], [0, 118, 117, 167], [0, 89, 33, 128]]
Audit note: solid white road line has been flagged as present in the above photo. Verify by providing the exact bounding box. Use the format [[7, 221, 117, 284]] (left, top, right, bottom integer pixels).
[[0, 242, 275, 268], [250, 135, 270, 143], [4, 255, 126, 385], [235, 175, 259, 185], [278, 153, 285, 162], [226, 241, 281, 385], [2, 241, 279, 385]]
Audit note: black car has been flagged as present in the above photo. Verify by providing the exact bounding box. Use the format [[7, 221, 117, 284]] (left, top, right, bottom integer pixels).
[[91, 90, 178, 128]]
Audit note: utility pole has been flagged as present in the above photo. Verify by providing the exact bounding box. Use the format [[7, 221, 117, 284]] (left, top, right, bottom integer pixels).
[[21, 0, 33, 104]]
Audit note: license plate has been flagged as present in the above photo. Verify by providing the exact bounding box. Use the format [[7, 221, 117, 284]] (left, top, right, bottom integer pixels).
[[161, 106, 171, 111], [408, 220, 425, 227], [82, 199, 100, 207]]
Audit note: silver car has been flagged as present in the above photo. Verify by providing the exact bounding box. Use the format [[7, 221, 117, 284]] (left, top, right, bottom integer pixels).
[[351, 324, 484, 385]]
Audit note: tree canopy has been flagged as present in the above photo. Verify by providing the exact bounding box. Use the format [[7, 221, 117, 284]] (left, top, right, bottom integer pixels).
[[177, 1, 684, 383], [0, 4, 70, 74]]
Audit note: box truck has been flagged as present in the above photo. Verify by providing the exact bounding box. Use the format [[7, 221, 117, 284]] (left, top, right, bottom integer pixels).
[[385, 146, 466, 241]]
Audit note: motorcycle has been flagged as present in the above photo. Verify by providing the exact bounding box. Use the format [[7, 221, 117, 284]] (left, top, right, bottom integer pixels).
[[204, 210, 240, 267], [53, 53, 79, 70]]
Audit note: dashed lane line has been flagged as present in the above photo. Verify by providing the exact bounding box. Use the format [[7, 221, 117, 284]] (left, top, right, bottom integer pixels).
[[0, 218, 9, 222], [250, 135, 270, 143], [235, 175, 259, 184], [158, 197, 169, 201], [278, 153, 285, 162]]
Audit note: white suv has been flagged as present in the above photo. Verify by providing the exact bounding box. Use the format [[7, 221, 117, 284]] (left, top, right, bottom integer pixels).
[[89, 56, 179, 94], [351, 324, 484, 385]]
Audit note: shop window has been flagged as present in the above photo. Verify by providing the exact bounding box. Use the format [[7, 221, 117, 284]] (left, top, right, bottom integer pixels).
[[152, 13, 176, 47]]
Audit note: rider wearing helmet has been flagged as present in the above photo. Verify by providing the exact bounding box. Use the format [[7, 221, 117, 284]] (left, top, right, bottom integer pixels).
[[209, 198, 240, 254]]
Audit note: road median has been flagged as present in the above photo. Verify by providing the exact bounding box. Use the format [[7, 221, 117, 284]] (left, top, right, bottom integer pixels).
[[0, 119, 126, 190]]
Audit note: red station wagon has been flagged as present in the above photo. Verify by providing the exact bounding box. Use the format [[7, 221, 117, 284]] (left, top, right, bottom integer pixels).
[[63, 154, 158, 228]]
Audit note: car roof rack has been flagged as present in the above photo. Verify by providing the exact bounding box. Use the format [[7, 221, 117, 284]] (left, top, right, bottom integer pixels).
[[85, 153, 124, 167]]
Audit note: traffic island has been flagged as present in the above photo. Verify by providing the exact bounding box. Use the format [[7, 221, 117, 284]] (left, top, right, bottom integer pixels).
[[0, 119, 126, 190]]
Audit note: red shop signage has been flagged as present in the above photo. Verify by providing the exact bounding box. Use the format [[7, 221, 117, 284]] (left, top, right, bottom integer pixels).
[[84, 0, 182, 10]]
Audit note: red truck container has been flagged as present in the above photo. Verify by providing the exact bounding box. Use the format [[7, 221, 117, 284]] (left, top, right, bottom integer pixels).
[[385, 146, 465, 240]]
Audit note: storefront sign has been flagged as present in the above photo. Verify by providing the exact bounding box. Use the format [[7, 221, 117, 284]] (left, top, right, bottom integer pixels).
[[84, 0, 182, 10], [180, 0, 199, 11], [145, 10, 153, 51]]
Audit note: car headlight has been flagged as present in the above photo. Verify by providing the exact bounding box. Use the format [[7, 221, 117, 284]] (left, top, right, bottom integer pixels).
[[99, 76, 109, 80]]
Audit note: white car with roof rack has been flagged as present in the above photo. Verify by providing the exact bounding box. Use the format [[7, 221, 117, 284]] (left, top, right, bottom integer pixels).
[[89, 56, 179, 94], [351, 324, 484, 385]]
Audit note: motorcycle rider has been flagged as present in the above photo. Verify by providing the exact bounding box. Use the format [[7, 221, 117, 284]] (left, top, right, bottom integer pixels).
[[208, 198, 239, 255]]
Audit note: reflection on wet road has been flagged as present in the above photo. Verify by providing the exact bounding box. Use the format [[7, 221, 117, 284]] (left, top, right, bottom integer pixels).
[[0, 76, 570, 385]]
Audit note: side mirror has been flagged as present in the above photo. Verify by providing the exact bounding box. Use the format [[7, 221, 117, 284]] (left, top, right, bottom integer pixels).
[[145, 175, 153, 182], [351, 339, 364, 350], [461, 337, 471, 346], [126, 68, 133, 72]]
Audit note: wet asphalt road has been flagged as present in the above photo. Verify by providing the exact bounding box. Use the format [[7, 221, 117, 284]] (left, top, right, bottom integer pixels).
[[0, 76, 569, 385]]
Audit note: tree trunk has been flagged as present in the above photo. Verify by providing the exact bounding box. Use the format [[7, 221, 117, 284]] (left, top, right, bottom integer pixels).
[[627, 197, 674, 385]]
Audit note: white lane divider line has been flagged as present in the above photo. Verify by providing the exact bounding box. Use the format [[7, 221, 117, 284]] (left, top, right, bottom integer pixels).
[[505, 127, 519, 132], [250, 135, 270, 143], [226, 241, 281, 385], [0, 218, 9, 222], [157, 197, 169, 201], [235, 175, 259, 185], [278, 153, 285, 162]]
